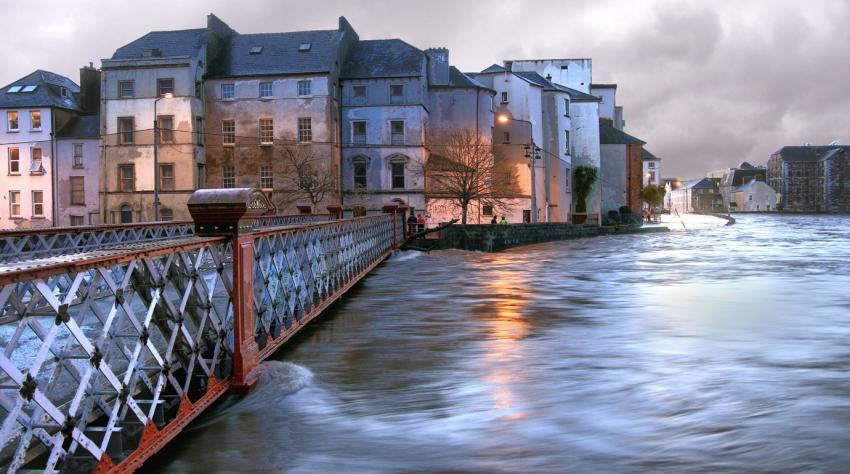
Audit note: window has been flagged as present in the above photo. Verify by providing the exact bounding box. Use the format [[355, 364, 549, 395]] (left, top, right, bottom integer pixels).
[[157, 78, 174, 97], [260, 166, 273, 189], [249, 46, 263, 55], [501, 91, 509, 103], [32, 191, 44, 217], [8, 147, 19, 174], [30, 111, 41, 130], [160, 208, 174, 221], [297, 80, 311, 96], [298, 42, 311, 52], [353, 85, 366, 103], [61, 87, 68, 98], [565, 167, 570, 192], [195, 117, 204, 145], [564, 130, 570, 154], [353, 161, 367, 189], [749, 194, 753, 201], [195, 81, 202, 98], [197, 163, 205, 188], [30, 148, 44, 174], [118, 117, 134, 144], [7, 111, 19, 131], [70, 215, 84, 226], [70, 176, 85, 205], [503, 131, 511, 144], [259, 119, 274, 144], [298, 117, 312, 143], [221, 83, 235, 100], [120, 204, 132, 224], [119, 164, 135, 191], [648, 162, 656, 169], [390, 84, 404, 104], [158, 115, 174, 142], [391, 161, 405, 189], [119, 81, 134, 98], [7, 86, 22, 93], [259, 82, 273, 98], [222, 120, 235, 145], [73, 143, 83, 168], [223, 166, 236, 188], [9, 191, 20, 217], [390, 120, 404, 145], [352, 121, 366, 145], [564, 98, 570, 117], [160, 164, 175, 191], [482, 205, 494, 216]]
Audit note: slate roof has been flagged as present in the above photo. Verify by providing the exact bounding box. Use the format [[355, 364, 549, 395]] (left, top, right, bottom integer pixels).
[[111, 28, 208, 60], [56, 115, 100, 139], [216, 30, 343, 77], [682, 177, 719, 190], [599, 122, 645, 145], [446, 66, 492, 90], [642, 148, 661, 161], [733, 179, 772, 193], [773, 145, 850, 163], [341, 39, 425, 79], [480, 64, 506, 74], [721, 168, 766, 187], [0, 70, 81, 110]]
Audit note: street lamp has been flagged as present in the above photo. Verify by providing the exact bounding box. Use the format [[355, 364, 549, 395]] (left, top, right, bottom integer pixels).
[[497, 113, 542, 223], [153, 92, 173, 221]]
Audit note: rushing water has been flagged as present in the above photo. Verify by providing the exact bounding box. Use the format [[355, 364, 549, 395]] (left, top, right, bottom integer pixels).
[[147, 215, 850, 473]]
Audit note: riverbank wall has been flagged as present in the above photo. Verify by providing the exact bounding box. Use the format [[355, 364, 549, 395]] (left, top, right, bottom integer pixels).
[[431, 224, 670, 252]]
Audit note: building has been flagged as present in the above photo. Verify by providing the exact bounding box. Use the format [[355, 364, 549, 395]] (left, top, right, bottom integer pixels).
[[599, 121, 644, 215], [1, 68, 99, 229], [662, 178, 683, 210], [729, 180, 778, 212], [591, 83, 624, 130], [56, 114, 101, 225], [717, 161, 766, 209], [642, 148, 662, 186], [100, 15, 235, 223], [204, 17, 357, 214], [767, 145, 850, 213], [669, 177, 722, 214]]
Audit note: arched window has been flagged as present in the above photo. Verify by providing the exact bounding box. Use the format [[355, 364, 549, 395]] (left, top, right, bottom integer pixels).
[[120, 204, 132, 224], [160, 207, 174, 221], [352, 155, 369, 189]]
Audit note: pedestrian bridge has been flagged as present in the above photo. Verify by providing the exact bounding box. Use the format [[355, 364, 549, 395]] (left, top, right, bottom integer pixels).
[[0, 189, 408, 472]]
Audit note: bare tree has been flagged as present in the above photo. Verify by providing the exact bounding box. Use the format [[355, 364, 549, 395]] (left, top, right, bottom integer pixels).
[[273, 145, 338, 212], [425, 130, 520, 224]]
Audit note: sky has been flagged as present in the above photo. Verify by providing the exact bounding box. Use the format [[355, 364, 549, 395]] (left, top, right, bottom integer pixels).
[[2, 0, 848, 178]]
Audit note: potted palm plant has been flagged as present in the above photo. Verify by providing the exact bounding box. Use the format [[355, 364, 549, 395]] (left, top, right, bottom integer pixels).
[[572, 165, 598, 224]]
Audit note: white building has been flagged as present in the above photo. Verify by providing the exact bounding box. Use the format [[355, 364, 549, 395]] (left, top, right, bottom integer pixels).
[[1, 69, 99, 229], [729, 180, 778, 212], [642, 148, 662, 186]]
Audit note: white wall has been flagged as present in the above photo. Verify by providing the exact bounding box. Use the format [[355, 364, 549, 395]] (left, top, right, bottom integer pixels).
[[511, 59, 593, 93], [0, 107, 55, 228], [570, 101, 602, 217], [591, 86, 616, 122], [643, 160, 662, 186]]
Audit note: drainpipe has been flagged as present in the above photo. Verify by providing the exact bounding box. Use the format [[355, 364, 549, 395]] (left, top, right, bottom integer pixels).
[[50, 107, 58, 226]]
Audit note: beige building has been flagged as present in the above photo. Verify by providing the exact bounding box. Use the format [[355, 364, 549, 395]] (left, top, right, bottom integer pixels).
[[729, 180, 778, 212]]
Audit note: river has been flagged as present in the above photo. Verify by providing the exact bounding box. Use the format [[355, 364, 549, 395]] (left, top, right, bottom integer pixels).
[[146, 214, 850, 473]]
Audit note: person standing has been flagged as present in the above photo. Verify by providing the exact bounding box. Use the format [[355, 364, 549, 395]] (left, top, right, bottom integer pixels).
[[499, 216, 508, 225], [416, 213, 426, 232], [490, 215, 497, 225], [407, 211, 418, 235]]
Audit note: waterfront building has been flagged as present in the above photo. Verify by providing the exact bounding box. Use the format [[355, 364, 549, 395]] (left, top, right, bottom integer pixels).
[[599, 120, 644, 215], [0, 68, 99, 229], [729, 179, 778, 212], [669, 177, 722, 214], [642, 148, 662, 186], [56, 113, 101, 226], [767, 145, 850, 213], [717, 161, 766, 209], [663, 178, 683, 210], [591, 83, 624, 130]]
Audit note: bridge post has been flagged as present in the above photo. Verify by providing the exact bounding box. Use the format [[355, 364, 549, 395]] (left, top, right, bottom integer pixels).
[[188, 188, 273, 392], [383, 204, 399, 247], [396, 205, 409, 238]]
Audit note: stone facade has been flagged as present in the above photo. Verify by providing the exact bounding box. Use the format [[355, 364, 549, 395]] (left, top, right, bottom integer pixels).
[[767, 145, 850, 213]]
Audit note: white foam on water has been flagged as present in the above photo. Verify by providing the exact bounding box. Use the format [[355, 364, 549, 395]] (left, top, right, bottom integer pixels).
[[388, 249, 425, 262]]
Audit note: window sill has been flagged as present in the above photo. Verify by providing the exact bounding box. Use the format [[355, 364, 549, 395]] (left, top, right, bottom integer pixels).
[[8, 173, 21, 176], [7, 129, 19, 133], [30, 128, 42, 132], [29, 172, 46, 176], [31, 216, 45, 220], [72, 165, 84, 169], [259, 143, 274, 147], [223, 143, 236, 147]]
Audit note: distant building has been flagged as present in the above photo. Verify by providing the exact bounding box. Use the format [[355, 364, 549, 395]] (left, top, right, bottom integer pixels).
[[599, 121, 644, 214], [0, 68, 99, 229], [662, 178, 683, 210], [591, 83, 624, 130], [718, 161, 767, 209], [767, 145, 850, 213], [642, 148, 662, 186], [669, 177, 722, 214], [729, 180, 778, 212]]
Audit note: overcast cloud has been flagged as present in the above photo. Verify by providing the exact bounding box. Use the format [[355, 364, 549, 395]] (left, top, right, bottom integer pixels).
[[2, 0, 848, 178]]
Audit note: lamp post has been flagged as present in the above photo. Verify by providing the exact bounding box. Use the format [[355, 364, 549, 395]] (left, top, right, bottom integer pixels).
[[153, 92, 173, 221], [498, 114, 541, 223]]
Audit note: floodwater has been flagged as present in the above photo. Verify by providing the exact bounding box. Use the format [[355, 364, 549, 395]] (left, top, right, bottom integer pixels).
[[148, 215, 850, 473]]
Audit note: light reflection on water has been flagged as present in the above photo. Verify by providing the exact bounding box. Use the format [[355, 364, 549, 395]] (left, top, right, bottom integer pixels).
[[147, 215, 850, 473]]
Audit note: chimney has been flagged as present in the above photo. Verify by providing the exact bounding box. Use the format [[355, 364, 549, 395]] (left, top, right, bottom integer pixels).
[[79, 64, 101, 114], [424, 48, 449, 86], [504, 60, 513, 72]]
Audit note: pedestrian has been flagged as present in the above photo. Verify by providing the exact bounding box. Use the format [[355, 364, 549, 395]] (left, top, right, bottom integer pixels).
[[416, 213, 426, 232], [490, 215, 497, 225], [499, 216, 508, 225], [407, 211, 418, 235]]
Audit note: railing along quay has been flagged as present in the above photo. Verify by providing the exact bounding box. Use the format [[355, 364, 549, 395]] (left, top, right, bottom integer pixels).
[[0, 189, 407, 472]]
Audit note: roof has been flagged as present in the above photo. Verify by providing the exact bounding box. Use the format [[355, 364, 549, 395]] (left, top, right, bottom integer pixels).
[[682, 177, 719, 190], [480, 64, 505, 74], [599, 121, 646, 145], [111, 28, 208, 60], [0, 70, 81, 110], [732, 179, 774, 193], [341, 39, 425, 78], [216, 30, 342, 77], [447, 66, 492, 90], [773, 145, 850, 163], [56, 115, 100, 139], [721, 168, 766, 187], [642, 148, 661, 161], [512, 71, 601, 101]]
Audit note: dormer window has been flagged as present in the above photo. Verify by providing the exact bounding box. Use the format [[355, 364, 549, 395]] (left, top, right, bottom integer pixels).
[[249, 46, 263, 55], [61, 87, 68, 97], [142, 48, 161, 58], [21, 85, 37, 93], [7, 86, 22, 93], [299, 43, 311, 52]]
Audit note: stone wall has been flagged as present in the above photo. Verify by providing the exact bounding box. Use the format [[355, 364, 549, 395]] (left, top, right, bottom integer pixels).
[[433, 223, 669, 252]]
